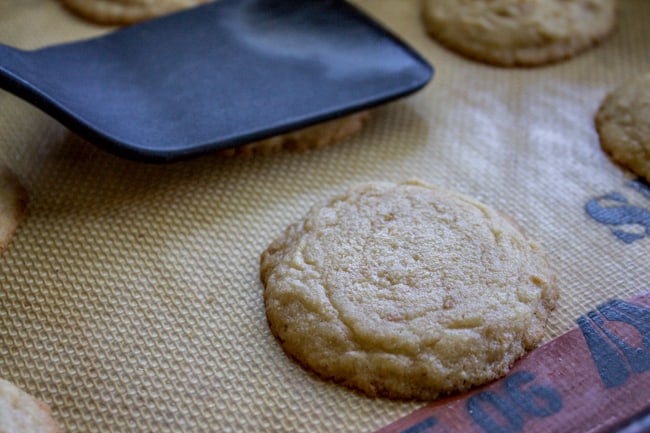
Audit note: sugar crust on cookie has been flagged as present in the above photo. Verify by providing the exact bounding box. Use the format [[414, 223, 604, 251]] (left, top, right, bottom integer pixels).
[[596, 72, 650, 181], [261, 180, 558, 400], [0, 378, 62, 433], [0, 167, 27, 256], [60, 0, 212, 25], [421, 0, 616, 66]]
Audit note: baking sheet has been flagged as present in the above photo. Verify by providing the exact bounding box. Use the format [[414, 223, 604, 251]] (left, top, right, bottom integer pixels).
[[1, 1, 649, 432]]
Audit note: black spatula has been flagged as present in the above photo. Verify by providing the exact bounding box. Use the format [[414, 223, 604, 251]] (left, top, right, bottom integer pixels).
[[0, 0, 433, 162]]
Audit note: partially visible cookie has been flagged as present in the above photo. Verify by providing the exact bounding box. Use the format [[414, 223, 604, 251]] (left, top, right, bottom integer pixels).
[[596, 73, 650, 181], [0, 167, 27, 256], [421, 0, 616, 67], [0, 378, 62, 433], [219, 111, 370, 157], [261, 180, 558, 400], [60, 0, 212, 25]]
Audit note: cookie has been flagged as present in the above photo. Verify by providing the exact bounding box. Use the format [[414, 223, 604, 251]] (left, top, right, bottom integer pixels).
[[421, 0, 616, 67], [261, 180, 558, 400], [596, 72, 650, 181], [0, 378, 62, 433], [0, 167, 27, 256], [60, 0, 212, 25], [219, 111, 370, 157]]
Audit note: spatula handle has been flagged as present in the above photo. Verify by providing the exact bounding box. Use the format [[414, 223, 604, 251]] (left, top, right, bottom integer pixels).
[[0, 43, 51, 122], [0, 43, 30, 89]]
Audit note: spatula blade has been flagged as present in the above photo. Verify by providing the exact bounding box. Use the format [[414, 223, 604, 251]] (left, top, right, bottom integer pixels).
[[4, 0, 433, 161]]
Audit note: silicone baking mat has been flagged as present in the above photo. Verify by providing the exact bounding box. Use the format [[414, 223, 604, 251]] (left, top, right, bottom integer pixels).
[[1, 1, 649, 432]]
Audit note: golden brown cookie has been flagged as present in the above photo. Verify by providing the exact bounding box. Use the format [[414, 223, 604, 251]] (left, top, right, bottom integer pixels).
[[0, 167, 27, 256], [596, 72, 650, 181], [60, 0, 212, 25], [0, 378, 62, 433], [421, 0, 617, 67], [261, 180, 558, 400], [219, 111, 370, 157]]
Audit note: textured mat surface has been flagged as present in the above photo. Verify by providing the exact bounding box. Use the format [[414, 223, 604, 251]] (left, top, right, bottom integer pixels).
[[1, 1, 649, 432]]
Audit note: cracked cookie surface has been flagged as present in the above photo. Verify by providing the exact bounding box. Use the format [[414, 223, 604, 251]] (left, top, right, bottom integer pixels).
[[260, 180, 558, 400], [421, 0, 616, 66], [596, 72, 650, 181]]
